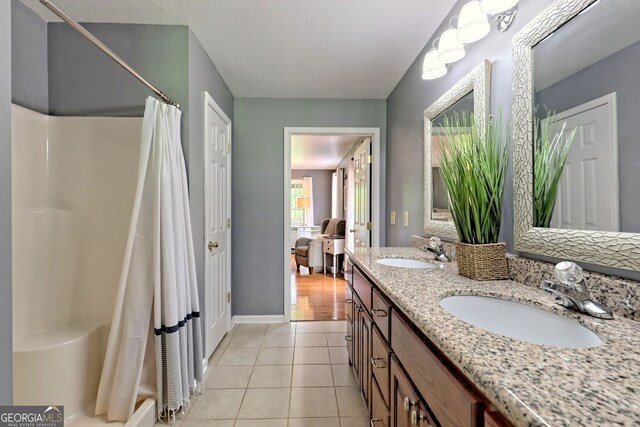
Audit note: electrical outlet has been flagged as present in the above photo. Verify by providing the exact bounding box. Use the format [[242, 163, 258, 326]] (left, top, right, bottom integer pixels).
[[390, 211, 396, 225], [404, 211, 409, 227]]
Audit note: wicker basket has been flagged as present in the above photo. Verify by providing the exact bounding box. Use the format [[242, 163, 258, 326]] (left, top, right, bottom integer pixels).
[[455, 242, 508, 280]]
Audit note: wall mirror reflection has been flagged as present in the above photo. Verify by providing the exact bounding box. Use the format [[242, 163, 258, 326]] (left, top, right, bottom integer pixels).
[[424, 60, 490, 240], [532, 0, 639, 233], [431, 91, 474, 222], [513, 0, 640, 271]]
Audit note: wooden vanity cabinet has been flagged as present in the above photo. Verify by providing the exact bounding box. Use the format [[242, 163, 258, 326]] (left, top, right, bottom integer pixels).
[[348, 262, 512, 427], [392, 311, 482, 426]]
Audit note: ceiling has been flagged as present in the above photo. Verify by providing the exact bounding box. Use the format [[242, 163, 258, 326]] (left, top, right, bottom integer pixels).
[[291, 135, 360, 170], [22, 0, 457, 99], [534, 0, 640, 90]]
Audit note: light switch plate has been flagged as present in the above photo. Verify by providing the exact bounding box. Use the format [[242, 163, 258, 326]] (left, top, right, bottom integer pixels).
[[390, 211, 396, 225], [404, 211, 409, 227]]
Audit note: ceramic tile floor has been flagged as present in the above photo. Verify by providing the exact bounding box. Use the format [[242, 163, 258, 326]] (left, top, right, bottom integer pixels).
[[164, 321, 368, 427]]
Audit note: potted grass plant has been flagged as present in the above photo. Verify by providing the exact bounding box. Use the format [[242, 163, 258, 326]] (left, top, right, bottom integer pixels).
[[533, 110, 576, 228], [439, 111, 508, 280]]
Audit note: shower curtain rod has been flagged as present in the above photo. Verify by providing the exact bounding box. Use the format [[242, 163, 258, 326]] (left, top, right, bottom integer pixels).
[[39, 0, 180, 108]]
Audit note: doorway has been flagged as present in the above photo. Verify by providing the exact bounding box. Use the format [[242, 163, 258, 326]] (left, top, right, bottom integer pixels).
[[284, 127, 381, 322]]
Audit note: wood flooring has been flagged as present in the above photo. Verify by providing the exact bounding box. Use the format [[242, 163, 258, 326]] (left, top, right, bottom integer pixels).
[[290, 255, 347, 321]]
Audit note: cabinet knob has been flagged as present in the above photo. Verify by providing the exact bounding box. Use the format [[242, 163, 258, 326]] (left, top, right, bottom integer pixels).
[[344, 335, 353, 341], [370, 419, 381, 427], [349, 229, 356, 233], [403, 396, 416, 412], [372, 309, 387, 317], [411, 409, 418, 425], [345, 298, 353, 303]]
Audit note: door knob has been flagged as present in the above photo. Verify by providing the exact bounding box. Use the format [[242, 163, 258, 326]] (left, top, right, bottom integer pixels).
[[208, 241, 219, 251], [349, 229, 356, 233]]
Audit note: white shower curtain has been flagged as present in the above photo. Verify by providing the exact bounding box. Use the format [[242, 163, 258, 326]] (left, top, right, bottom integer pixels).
[[96, 97, 203, 422]]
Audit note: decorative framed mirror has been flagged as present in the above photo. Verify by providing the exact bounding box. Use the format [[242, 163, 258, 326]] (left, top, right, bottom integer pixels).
[[424, 60, 491, 240], [512, 0, 640, 271]]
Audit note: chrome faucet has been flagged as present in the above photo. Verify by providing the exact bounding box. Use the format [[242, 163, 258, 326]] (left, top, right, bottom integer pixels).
[[540, 261, 614, 320], [426, 236, 450, 262]]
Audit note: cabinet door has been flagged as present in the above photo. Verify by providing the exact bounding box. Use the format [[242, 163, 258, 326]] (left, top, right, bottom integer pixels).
[[390, 355, 420, 427], [346, 286, 354, 365], [353, 295, 363, 379], [371, 378, 390, 427], [360, 307, 373, 409]]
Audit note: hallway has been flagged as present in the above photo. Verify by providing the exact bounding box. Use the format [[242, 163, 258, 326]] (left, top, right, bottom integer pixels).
[[290, 255, 347, 321]]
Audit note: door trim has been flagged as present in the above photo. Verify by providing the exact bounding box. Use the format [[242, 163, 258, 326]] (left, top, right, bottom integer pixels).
[[203, 91, 232, 358], [283, 127, 381, 323]]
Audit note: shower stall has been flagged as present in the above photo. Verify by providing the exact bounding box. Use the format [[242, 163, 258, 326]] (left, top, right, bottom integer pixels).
[[11, 104, 155, 425]]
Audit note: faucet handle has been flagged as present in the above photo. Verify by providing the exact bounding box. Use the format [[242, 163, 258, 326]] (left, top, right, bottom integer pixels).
[[554, 261, 584, 289]]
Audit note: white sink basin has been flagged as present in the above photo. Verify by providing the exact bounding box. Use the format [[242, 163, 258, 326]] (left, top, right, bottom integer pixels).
[[439, 295, 603, 348], [376, 258, 435, 269]]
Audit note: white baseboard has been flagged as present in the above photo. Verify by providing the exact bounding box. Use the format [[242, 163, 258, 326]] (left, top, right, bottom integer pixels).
[[232, 315, 285, 324]]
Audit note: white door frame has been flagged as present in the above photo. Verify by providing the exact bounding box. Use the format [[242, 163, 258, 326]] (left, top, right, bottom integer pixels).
[[283, 127, 381, 322], [203, 91, 232, 358]]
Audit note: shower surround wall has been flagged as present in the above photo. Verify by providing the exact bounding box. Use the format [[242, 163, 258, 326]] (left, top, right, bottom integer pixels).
[[11, 104, 142, 422]]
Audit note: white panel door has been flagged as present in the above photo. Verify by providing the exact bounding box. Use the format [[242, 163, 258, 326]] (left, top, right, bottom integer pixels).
[[204, 93, 232, 359], [353, 138, 371, 247], [548, 94, 618, 231]]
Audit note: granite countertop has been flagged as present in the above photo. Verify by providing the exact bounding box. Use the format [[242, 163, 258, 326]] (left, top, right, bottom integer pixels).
[[345, 247, 640, 427]]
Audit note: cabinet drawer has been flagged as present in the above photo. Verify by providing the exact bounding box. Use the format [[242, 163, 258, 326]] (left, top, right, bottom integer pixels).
[[345, 258, 353, 286], [353, 267, 372, 311], [323, 239, 332, 252], [371, 325, 391, 407], [372, 288, 391, 341], [371, 378, 389, 427], [391, 311, 482, 427], [484, 410, 511, 427]]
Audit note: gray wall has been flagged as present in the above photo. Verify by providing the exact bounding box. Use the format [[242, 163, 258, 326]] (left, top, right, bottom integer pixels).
[[0, 0, 12, 404], [535, 40, 640, 233], [11, 1, 48, 114], [292, 170, 334, 221], [233, 98, 386, 316], [187, 29, 234, 319], [48, 23, 189, 117], [386, 0, 555, 247]]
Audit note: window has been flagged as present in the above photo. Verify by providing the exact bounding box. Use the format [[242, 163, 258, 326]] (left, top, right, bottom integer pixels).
[[291, 180, 305, 226]]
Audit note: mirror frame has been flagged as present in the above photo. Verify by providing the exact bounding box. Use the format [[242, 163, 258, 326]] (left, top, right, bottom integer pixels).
[[512, 0, 640, 271], [424, 60, 491, 240]]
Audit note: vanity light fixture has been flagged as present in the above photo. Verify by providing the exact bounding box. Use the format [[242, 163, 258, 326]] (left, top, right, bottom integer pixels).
[[422, 0, 518, 80], [438, 28, 466, 64], [457, 1, 491, 44], [422, 48, 448, 80]]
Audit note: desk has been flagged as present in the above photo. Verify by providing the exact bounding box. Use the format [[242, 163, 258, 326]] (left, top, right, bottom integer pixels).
[[323, 237, 345, 277]]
